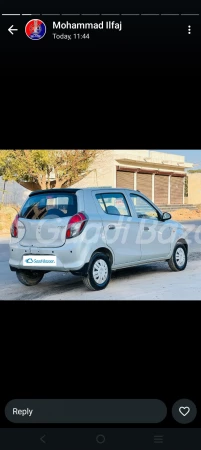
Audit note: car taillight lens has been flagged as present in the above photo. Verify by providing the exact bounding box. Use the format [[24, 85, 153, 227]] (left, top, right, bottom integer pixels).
[[10, 214, 19, 238], [66, 212, 88, 239]]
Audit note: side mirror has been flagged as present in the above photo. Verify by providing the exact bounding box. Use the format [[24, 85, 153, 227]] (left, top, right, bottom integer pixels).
[[162, 212, 172, 221]]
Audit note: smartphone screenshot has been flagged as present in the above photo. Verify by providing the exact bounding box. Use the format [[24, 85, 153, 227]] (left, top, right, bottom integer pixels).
[[0, 149, 200, 449], [1, 0, 201, 74]]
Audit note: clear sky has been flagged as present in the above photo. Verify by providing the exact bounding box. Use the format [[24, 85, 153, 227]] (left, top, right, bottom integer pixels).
[[153, 150, 201, 168]]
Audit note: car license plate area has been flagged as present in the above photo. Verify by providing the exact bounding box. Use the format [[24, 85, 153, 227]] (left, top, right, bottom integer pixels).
[[23, 255, 57, 267]]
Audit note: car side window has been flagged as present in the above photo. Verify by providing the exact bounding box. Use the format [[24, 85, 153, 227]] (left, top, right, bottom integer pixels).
[[130, 194, 159, 220], [96, 193, 130, 216]]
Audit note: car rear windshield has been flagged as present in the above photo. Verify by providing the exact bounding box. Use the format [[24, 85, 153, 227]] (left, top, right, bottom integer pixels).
[[19, 193, 78, 220]]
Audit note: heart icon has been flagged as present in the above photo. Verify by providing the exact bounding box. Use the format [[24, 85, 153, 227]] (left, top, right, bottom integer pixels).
[[179, 406, 190, 417]]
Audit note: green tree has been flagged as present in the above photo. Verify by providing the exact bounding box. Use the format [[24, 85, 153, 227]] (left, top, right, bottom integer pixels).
[[0, 150, 98, 191]]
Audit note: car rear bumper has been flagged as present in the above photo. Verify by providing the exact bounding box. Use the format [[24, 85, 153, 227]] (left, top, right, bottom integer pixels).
[[9, 263, 89, 276], [9, 240, 91, 272]]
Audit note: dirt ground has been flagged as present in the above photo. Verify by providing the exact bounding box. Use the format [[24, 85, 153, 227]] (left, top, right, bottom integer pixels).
[[171, 208, 201, 221], [0, 205, 19, 235]]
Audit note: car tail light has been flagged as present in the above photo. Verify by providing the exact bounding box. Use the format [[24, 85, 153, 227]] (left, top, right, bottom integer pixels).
[[10, 214, 19, 238], [66, 212, 88, 239]]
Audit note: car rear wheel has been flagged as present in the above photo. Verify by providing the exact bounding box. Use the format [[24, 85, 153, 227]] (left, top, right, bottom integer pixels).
[[82, 252, 111, 291], [168, 243, 187, 272], [16, 270, 44, 286]]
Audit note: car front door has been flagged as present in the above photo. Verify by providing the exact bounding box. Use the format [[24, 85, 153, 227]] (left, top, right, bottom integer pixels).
[[129, 193, 171, 261], [93, 190, 141, 266]]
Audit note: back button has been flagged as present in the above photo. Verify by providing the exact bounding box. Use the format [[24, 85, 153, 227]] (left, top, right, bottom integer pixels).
[[8, 25, 18, 35], [40, 435, 46, 444]]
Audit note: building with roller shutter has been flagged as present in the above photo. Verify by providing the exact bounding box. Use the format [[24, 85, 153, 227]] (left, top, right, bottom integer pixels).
[[71, 150, 193, 206]]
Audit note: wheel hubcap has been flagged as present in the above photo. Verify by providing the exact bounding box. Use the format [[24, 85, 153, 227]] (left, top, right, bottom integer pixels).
[[175, 248, 186, 267], [93, 259, 108, 285]]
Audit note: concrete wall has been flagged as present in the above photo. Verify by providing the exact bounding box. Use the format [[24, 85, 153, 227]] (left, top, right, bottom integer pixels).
[[0, 177, 30, 206], [150, 151, 185, 163], [188, 173, 201, 205], [114, 150, 185, 164], [113, 149, 150, 160], [71, 150, 115, 188]]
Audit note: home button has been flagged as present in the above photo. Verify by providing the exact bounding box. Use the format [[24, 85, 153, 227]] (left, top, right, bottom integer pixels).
[[96, 435, 106, 444]]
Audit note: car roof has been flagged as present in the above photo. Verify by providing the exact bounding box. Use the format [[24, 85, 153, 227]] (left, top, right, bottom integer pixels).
[[29, 187, 143, 197], [29, 187, 142, 195]]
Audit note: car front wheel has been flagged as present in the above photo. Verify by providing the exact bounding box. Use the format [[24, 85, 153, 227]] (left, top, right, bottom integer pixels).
[[82, 252, 111, 291], [16, 270, 44, 286], [168, 243, 187, 272]]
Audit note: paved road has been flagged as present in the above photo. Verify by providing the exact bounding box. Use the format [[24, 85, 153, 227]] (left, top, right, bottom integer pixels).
[[0, 220, 201, 300]]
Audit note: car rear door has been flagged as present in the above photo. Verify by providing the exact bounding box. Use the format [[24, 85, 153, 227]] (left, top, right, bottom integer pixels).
[[17, 191, 79, 249], [92, 190, 142, 266]]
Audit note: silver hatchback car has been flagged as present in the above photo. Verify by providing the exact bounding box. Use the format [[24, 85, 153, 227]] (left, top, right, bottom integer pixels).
[[9, 187, 188, 291]]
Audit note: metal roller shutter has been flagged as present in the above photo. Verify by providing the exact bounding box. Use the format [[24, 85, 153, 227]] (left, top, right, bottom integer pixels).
[[154, 175, 169, 205], [171, 177, 184, 204], [137, 173, 152, 200], [116, 171, 134, 189]]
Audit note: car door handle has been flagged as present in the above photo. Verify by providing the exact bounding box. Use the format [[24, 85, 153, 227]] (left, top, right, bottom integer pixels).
[[144, 226, 149, 231], [108, 225, 116, 230]]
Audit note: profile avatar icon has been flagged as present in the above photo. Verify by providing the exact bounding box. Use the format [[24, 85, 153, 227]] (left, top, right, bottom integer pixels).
[[25, 19, 46, 40]]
